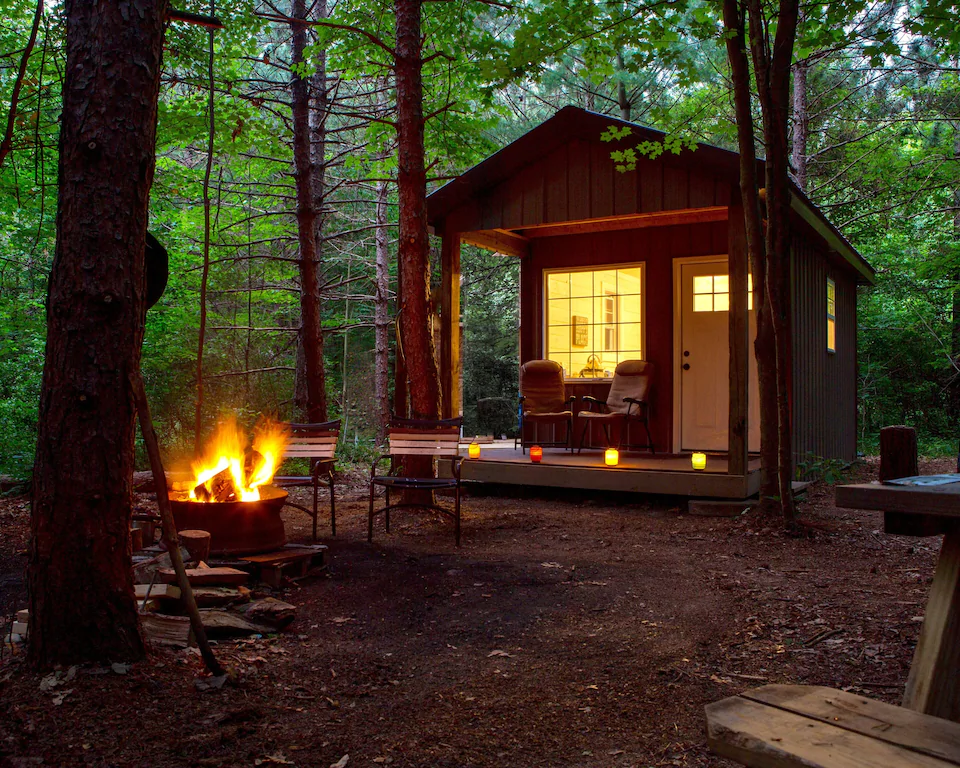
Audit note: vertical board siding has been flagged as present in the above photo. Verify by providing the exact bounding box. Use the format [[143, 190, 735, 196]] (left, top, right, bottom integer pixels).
[[791, 233, 858, 468], [447, 139, 723, 231]]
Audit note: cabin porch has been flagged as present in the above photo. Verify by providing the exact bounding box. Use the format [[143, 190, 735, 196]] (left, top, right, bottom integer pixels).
[[441, 443, 762, 498]]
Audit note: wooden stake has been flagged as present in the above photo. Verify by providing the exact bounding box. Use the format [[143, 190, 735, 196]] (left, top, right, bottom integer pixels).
[[130, 370, 224, 677]]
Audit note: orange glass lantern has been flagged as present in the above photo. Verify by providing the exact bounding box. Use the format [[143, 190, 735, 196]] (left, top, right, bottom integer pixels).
[[530, 445, 543, 463], [692, 452, 707, 471], [604, 448, 619, 466], [468, 441, 481, 459]]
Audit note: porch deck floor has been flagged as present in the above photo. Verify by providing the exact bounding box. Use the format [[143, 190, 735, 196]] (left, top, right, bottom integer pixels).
[[445, 442, 762, 499]]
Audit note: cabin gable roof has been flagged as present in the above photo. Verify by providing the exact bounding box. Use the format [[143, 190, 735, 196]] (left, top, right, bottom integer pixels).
[[427, 106, 874, 284]]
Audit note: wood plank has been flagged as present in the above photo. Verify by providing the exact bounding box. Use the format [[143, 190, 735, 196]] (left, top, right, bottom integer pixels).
[[568, 139, 591, 221], [706, 695, 956, 768], [135, 584, 181, 600], [241, 548, 317, 565], [141, 613, 192, 647], [544, 144, 568, 223], [16, 609, 28, 623], [450, 458, 752, 497], [440, 228, 462, 420], [514, 206, 728, 240], [744, 685, 960, 764], [728, 193, 749, 476], [12, 621, 28, 636], [286, 436, 338, 444], [663, 166, 689, 210], [590, 140, 614, 218], [284, 448, 335, 457], [836, 482, 960, 519], [459, 229, 529, 257], [905, 530, 960, 721], [158, 567, 249, 586], [391, 447, 460, 456]]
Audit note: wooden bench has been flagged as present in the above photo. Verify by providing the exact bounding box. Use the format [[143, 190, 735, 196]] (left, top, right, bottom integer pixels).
[[273, 420, 340, 540], [706, 684, 960, 767]]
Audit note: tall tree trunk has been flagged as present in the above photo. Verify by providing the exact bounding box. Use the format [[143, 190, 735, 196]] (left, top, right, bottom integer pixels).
[[951, 126, 960, 421], [723, 0, 798, 524], [395, 0, 440, 421], [374, 173, 391, 444], [791, 57, 809, 191], [194, 6, 215, 453], [395, 0, 440, 499], [290, 0, 326, 422], [748, 0, 799, 524], [29, 0, 169, 668]]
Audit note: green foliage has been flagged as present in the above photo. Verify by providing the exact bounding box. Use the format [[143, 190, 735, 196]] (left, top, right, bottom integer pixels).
[[795, 454, 854, 485]]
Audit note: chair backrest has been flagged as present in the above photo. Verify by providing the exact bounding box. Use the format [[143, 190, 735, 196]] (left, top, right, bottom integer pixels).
[[520, 359, 567, 413], [606, 360, 654, 415], [387, 416, 462, 457], [283, 420, 341, 461]]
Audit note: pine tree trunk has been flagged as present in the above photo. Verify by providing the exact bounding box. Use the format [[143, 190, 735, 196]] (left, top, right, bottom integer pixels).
[[374, 174, 391, 444], [395, 0, 440, 420], [29, 0, 169, 668], [791, 58, 808, 191], [749, 0, 799, 525], [291, 0, 327, 423], [616, 52, 630, 122], [724, 0, 798, 525], [395, 0, 440, 497]]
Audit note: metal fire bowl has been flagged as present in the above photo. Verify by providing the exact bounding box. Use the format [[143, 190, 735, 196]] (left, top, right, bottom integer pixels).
[[169, 485, 288, 556]]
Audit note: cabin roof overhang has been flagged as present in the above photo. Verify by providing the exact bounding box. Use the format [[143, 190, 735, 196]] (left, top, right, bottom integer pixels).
[[427, 106, 875, 285]]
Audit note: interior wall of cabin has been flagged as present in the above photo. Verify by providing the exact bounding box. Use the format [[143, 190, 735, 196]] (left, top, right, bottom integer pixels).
[[520, 220, 728, 453]]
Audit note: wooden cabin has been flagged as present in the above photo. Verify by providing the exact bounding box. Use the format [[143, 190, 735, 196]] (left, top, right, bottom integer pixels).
[[427, 107, 874, 498]]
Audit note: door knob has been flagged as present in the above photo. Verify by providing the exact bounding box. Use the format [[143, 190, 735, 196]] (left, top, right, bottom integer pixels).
[[682, 363, 690, 371], [683, 350, 690, 357]]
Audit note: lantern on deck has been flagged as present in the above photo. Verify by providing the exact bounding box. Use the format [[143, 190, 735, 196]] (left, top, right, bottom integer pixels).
[[604, 448, 619, 466], [530, 445, 543, 463], [692, 452, 707, 471], [468, 441, 481, 459]]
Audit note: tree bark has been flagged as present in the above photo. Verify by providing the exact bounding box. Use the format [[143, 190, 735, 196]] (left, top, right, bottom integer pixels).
[[791, 57, 809, 191], [29, 0, 170, 668], [616, 51, 630, 122], [290, 0, 327, 422], [723, 0, 798, 524], [374, 173, 391, 444], [194, 8, 215, 453], [395, 0, 440, 421]]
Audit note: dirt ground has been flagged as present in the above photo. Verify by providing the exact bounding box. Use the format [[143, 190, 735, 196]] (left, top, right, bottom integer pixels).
[[0, 458, 949, 767]]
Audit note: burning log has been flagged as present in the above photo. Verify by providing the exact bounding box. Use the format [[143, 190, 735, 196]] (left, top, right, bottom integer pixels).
[[194, 467, 237, 503]]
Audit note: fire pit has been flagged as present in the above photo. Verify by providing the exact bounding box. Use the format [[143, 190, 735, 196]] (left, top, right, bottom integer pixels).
[[170, 417, 291, 556], [170, 485, 287, 556]]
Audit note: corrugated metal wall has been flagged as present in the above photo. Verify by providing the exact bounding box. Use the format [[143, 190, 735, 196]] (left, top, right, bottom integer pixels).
[[791, 233, 859, 465]]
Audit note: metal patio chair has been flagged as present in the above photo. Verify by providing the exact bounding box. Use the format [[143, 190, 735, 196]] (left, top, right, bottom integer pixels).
[[273, 420, 340, 540], [368, 416, 464, 546]]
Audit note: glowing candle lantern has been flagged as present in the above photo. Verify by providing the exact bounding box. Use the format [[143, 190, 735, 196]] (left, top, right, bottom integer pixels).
[[530, 445, 543, 463], [468, 441, 481, 459], [692, 452, 707, 471], [604, 448, 619, 466]]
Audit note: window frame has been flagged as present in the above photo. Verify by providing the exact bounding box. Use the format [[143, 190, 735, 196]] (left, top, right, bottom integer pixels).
[[542, 261, 646, 381], [826, 276, 837, 354]]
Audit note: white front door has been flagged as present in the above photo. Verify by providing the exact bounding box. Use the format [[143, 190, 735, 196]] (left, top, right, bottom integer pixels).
[[677, 259, 760, 452]]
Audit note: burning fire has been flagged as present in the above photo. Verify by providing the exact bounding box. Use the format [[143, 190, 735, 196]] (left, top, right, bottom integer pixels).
[[189, 416, 290, 503]]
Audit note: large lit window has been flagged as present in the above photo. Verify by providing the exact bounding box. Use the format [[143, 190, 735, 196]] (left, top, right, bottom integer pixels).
[[544, 265, 643, 379], [827, 277, 836, 352]]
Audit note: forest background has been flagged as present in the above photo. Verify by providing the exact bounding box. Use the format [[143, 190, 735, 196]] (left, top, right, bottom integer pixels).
[[1, 0, 957, 481]]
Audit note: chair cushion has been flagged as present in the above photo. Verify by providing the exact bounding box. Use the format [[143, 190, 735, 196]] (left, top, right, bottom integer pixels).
[[606, 360, 654, 415], [521, 360, 567, 414]]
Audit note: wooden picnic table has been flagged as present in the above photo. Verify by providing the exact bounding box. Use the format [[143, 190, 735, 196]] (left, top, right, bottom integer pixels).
[[704, 479, 960, 768], [835, 480, 960, 722]]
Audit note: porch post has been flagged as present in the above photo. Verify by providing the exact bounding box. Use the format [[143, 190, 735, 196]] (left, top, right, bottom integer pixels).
[[728, 191, 749, 476], [440, 227, 462, 419]]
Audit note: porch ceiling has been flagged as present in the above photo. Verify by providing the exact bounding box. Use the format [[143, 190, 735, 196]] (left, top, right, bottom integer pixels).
[[459, 206, 729, 258]]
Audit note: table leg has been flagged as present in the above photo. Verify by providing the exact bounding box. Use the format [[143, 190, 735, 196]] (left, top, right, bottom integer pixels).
[[903, 529, 960, 721]]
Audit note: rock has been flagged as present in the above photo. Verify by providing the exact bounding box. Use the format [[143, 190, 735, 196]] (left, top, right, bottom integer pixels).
[[191, 587, 249, 608], [200, 610, 272, 638], [239, 598, 296, 630]]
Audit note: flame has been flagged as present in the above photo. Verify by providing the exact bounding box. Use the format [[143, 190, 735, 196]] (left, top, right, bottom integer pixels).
[[188, 416, 290, 502]]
